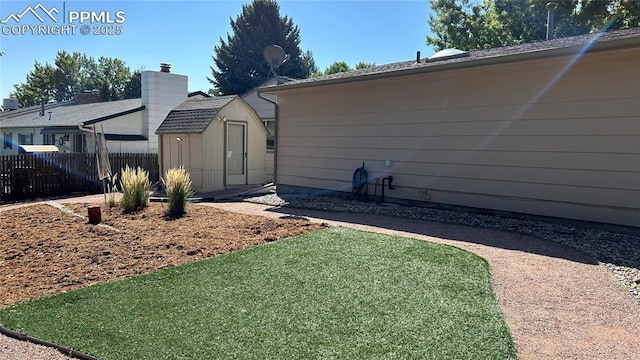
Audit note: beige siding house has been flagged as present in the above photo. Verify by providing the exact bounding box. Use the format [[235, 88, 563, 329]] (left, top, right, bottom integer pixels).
[[0, 66, 187, 155], [156, 95, 267, 193], [261, 28, 640, 227]]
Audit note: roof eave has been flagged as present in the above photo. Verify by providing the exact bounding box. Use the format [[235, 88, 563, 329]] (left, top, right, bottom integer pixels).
[[155, 128, 207, 135], [259, 34, 639, 94]]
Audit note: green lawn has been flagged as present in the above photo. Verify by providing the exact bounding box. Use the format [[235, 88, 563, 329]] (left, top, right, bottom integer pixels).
[[0, 228, 516, 359]]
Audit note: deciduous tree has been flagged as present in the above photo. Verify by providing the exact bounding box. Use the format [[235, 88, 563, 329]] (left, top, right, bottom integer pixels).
[[427, 0, 640, 51], [355, 61, 376, 69], [312, 61, 375, 77], [323, 61, 351, 75], [10, 51, 139, 107]]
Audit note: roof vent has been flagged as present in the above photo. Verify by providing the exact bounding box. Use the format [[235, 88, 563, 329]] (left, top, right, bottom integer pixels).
[[160, 63, 171, 73], [428, 48, 469, 62]]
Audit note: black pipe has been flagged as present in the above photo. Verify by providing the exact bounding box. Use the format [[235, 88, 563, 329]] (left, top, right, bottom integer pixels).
[[381, 176, 394, 203], [546, 2, 556, 40]]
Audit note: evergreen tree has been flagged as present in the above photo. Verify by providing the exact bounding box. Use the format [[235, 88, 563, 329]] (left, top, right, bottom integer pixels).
[[209, 0, 316, 95], [123, 70, 142, 99]]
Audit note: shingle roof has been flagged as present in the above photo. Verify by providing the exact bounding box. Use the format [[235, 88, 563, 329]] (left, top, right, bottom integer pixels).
[[0, 99, 143, 128], [260, 27, 640, 92], [155, 95, 237, 134]]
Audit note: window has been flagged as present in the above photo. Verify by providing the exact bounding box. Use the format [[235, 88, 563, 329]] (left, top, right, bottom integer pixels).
[[263, 119, 275, 150], [18, 133, 33, 145], [73, 133, 86, 152], [3, 132, 12, 149], [43, 133, 56, 145], [263, 119, 275, 136]]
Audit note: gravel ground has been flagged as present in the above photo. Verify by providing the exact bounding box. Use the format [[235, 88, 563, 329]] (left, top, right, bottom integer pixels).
[[243, 192, 640, 304]]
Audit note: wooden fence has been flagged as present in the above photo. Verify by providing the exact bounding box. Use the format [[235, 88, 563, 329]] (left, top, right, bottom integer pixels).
[[0, 153, 159, 202]]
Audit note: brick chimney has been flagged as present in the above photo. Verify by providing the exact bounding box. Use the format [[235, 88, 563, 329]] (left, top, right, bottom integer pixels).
[[74, 92, 103, 104]]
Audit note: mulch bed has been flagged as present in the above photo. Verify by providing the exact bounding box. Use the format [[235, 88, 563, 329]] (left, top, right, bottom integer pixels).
[[0, 202, 328, 307]]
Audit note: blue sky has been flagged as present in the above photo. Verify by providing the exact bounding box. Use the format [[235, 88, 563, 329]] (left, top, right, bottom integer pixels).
[[0, 0, 434, 98]]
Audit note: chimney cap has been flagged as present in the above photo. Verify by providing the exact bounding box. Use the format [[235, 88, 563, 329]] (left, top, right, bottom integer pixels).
[[160, 63, 171, 72]]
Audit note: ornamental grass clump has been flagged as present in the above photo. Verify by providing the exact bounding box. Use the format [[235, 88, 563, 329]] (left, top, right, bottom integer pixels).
[[120, 165, 151, 213], [105, 174, 119, 208], [162, 166, 194, 216]]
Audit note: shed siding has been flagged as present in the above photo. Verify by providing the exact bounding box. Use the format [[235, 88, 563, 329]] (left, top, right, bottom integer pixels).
[[158, 98, 267, 193], [276, 48, 640, 226], [201, 116, 225, 192], [219, 101, 267, 185]]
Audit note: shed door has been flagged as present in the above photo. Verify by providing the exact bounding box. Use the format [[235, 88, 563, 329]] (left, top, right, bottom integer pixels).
[[226, 122, 247, 185]]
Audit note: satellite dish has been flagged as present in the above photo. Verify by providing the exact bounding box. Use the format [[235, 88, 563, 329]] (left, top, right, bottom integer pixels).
[[263, 45, 286, 68]]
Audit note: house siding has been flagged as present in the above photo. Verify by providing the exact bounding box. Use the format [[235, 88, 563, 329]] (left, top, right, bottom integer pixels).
[[142, 71, 188, 153], [242, 89, 276, 120], [1, 127, 80, 155], [265, 150, 274, 183], [92, 110, 147, 153], [275, 47, 640, 226]]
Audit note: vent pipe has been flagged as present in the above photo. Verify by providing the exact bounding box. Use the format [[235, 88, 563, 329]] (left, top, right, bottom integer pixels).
[[416, 51, 421, 63], [546, 2, 557, 40], [40, 99, 45, 116]]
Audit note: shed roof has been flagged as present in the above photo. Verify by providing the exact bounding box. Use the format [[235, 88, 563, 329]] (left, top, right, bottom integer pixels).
[[155, 95, 237, 134], [260, 27, 640, 93]]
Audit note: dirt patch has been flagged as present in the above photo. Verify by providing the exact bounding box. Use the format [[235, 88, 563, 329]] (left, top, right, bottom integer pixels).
[[0, 202, 328, 307]]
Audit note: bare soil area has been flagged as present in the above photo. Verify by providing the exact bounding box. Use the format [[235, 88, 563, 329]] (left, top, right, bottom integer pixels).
[[0, 202, 327, 307]]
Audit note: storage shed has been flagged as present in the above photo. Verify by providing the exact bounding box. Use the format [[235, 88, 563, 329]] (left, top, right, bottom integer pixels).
[[261, 28, 640, 227], [156, 95, 267, 193]]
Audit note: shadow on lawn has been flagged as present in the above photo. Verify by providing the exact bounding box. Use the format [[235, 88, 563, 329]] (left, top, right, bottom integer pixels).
[[265, 205, 605, 266]]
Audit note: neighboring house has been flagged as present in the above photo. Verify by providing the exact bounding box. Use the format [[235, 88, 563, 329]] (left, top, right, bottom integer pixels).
[[156, 95, 267, 193], [0, 96, 145, 154], [188, 91, 212, 100], [241, 76, 293, 147], [0, 64, 187, 155], [242, 76, 293, 182], [260, 27, 640, 227]]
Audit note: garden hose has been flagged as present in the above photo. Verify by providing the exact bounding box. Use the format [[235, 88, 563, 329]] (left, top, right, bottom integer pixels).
[[352, 162, 368, 201]]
